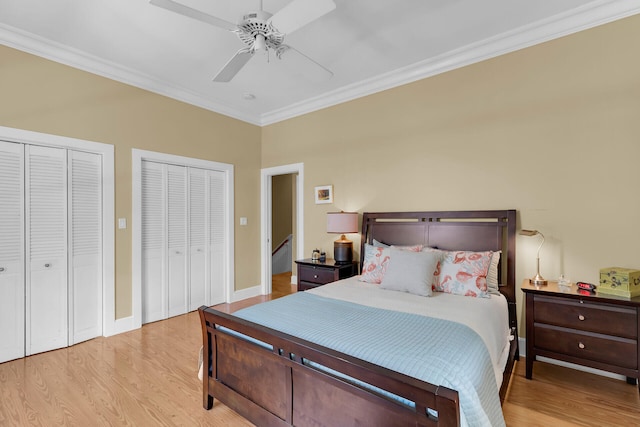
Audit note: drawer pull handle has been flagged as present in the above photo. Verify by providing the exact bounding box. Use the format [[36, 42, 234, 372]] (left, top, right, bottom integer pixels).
[[44, 263, 51, 268], [578, 342, 585, 349], [0, 267, 4, 272], [314, 275, 318, 279], [578, 315, 585, 321]]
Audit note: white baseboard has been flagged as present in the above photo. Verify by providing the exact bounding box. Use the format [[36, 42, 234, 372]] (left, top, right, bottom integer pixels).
[[518, 337, 625, 381], [291, 275, 297, 285], [104, 286, 264, 337], [231, 285, 263, 302], [518, 337, 525, 357], [105, 286, 270, 337]]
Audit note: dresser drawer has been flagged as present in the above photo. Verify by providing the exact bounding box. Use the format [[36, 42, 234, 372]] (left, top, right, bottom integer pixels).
[[534, 295, 637, 339], [298, 265, 335, 284], [535, 323, 638, 369]]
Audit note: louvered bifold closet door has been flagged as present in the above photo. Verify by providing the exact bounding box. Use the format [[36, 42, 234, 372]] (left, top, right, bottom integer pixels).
[[0, 141, 25, 363], [167, 165, 188, 318], [26, 145, 68, 356], [188, 168, 207, 311], [209, 170, 225, 306], [141, 161, 166, 324], [140, 159, 228, 322], [68, 150, 102, 345]]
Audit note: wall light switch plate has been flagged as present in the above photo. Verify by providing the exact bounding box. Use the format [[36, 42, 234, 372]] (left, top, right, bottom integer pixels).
[[240, 217, 247, 226], [118, 218, 127, 229]]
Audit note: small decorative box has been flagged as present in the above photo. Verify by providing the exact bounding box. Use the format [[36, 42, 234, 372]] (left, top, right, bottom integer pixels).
[[599, 267, 640, 298]]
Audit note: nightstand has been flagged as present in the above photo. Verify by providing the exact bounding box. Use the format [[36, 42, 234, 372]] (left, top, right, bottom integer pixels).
[[522, 280, 640, 387], [295, 259, 358, 291]]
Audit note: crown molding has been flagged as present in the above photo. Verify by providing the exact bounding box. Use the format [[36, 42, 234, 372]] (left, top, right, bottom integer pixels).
[[259, 0, 640, 125], [0, 24, 261, 125], [2, 1, 638, 127]]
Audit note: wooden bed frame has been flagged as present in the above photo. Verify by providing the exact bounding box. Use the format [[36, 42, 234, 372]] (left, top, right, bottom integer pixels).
[[199, 210, 518, 427]]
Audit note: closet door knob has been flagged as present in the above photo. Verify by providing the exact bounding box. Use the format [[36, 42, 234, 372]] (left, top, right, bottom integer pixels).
[[0, 267, 5, 272], [44, 263, 51, 268]]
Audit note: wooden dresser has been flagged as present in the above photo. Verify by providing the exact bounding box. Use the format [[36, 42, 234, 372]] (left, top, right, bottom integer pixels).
[[522, 280, 640, 387], [295, 258, 358, 291]]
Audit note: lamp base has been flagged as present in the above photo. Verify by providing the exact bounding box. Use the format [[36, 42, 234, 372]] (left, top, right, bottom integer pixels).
[[333, 238, 353, 264], [530, 274, 548, 286]]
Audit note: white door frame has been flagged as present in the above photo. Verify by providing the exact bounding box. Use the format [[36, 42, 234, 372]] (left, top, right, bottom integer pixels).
[[0, 125, 115, 337], [261, 163, 304, 295]]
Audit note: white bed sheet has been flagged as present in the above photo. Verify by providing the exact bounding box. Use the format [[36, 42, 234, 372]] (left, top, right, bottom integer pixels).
[[307, 276, 512, 387]]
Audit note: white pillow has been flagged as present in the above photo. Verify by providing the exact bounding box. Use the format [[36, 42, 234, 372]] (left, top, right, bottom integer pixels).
[[360, 243, 423, 284], [380, 247, 440, 297], [487, 251, 501, 295]]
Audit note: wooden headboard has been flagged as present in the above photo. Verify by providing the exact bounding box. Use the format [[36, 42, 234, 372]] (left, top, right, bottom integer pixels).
[[360, 210, 517, 328]]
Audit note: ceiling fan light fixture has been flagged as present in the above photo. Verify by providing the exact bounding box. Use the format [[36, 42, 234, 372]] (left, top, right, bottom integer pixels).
[[253, 33, 267, 52]]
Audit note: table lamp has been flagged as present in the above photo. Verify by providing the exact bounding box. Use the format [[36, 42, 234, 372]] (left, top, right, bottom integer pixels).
[[327, 211, 358, 264], [520, 229, 547, 286]]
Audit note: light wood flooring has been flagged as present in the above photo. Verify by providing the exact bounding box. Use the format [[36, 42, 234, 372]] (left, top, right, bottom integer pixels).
[[1, 272, 639, 426]]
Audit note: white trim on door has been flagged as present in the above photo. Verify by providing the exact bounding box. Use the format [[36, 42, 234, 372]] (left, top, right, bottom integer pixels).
[[0, 125, 115, 337], [260, 163, 304, 295], [131, 149, 235, 330]]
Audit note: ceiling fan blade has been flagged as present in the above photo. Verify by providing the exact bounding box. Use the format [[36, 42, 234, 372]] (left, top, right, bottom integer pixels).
[[276, 45, 333, 83], [213, 49, 253, 82], [150, 0, 236, 31], [269, 0, 336, 35]]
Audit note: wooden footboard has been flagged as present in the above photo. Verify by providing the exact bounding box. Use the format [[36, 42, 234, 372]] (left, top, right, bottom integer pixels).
[[199, 306, 461, 427]]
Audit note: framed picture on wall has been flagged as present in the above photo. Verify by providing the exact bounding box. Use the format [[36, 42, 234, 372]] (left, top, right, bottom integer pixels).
[[314, 185, 333, 204]]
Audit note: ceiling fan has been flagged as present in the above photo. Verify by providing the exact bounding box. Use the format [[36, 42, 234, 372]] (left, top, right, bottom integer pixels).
[[150, 0, 336, 82]]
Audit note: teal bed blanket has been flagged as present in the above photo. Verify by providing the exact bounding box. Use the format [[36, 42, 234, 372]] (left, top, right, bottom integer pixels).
[[233, 292, 505, 427]]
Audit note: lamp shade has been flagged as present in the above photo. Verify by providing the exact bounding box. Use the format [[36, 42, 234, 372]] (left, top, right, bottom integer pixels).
[[326, 212, 358, 234], [327, 212, 358, 264]]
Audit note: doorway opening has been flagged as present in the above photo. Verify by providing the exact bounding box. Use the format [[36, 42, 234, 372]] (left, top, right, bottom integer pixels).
[[261, 163, 304, 295]]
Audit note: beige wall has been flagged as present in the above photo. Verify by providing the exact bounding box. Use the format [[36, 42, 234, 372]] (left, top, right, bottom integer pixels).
[[0, 45, 262, 319], [272, 174, 294, 246], [262, 15, 640, 336]]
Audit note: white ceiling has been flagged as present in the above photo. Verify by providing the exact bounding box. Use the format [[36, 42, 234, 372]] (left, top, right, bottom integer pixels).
[[1, 0, 638, 126]]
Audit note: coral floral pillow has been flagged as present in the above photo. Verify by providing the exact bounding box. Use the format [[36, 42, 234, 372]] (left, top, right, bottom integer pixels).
[[434, 250, 493, 298], [359, 243, 423, 284]]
